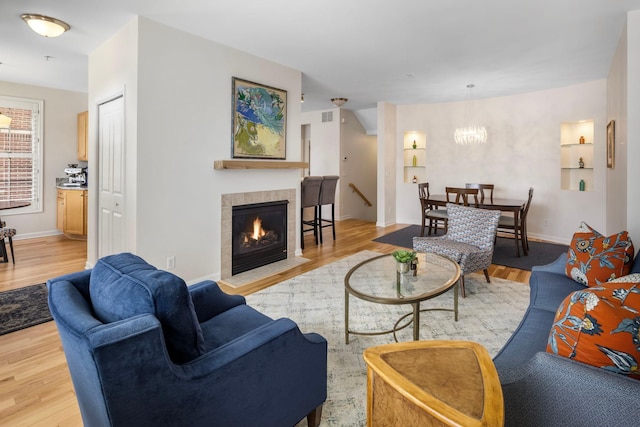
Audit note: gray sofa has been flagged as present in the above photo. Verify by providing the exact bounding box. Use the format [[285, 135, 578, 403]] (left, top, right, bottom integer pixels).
[[492, 253, 640, 426]]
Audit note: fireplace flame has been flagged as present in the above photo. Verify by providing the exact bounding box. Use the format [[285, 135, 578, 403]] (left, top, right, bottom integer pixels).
[[252, 217, 266, 240]]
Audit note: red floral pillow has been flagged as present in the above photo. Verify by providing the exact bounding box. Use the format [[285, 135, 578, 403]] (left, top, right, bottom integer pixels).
[[565, 222, 634, 286], [547, 281, 640, 379]]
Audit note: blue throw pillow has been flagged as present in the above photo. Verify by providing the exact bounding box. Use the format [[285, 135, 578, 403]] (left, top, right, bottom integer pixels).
[[89, 252, 205, 363]]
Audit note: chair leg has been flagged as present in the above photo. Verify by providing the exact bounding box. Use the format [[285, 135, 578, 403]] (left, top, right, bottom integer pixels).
[[317, 205, 322, 244], [483, 269, 491, 283], [8, 236, 14, 264], [306, 404, 323, 427], [300, 208, 305, 250], [0, 237, 7, 263], [460, 275, 466, 298], [331, 204, 336, 240]]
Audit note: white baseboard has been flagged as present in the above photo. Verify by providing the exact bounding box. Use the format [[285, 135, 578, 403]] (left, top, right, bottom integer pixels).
[[14, 230, 63, 240]]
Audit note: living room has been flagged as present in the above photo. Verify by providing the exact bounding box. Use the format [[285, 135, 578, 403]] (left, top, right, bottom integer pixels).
[[1, 3, 640, 426]]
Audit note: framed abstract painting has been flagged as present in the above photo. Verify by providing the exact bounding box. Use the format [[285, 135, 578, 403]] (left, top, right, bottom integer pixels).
[[231, 77, 287, 159]]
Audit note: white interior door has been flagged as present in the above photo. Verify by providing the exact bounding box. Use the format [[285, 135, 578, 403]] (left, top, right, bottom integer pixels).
[[98, 96, 125, 257]]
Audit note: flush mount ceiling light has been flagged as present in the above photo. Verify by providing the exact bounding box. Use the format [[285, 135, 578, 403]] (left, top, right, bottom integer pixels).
[[331, 98, 348, 107], [21, 14, 70, 37], [454, 84, 487, 145], [0, 113, 11, 128]]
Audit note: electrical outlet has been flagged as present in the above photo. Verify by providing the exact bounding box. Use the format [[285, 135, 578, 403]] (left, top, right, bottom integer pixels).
[[167, 256, 175, 270], [543, 219, 549, 227]]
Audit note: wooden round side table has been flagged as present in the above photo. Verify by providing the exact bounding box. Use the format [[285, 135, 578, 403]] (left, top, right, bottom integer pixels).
[[363, 340, 504, 426]]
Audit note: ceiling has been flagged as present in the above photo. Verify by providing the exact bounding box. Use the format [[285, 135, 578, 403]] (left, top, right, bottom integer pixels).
[[1, 1, 638, 112]]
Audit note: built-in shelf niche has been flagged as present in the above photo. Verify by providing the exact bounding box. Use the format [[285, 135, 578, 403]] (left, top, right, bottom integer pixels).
[[560, 120, 594, 191], [403, 131, 426, 184]]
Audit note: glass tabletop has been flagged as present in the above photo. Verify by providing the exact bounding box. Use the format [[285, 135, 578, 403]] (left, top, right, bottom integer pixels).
[[344, 253, 460, 304]]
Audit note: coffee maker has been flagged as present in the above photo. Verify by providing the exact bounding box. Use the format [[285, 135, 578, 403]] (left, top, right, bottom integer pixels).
[[63, 164, 87, 186]]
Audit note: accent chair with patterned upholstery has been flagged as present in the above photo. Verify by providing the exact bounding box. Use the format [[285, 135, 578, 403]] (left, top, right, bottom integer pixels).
[[47, 252, 327, 427], [413, 203, 501, 297]]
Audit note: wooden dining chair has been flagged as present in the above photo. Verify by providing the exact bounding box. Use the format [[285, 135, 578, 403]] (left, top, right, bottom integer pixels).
[[426, 188, 480, 235], [418, 183, 441, 237], [445, 187, 479, 207], [497, 187, 534, 256], [465, 183, 494, 204]]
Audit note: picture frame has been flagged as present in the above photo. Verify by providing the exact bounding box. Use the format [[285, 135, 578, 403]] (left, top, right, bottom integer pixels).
[[231, 77, 287, 159], [607, 119, 615, 168]]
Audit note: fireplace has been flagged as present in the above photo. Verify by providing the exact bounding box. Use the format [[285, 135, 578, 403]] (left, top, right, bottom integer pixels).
[[232, 200, 288, 275]]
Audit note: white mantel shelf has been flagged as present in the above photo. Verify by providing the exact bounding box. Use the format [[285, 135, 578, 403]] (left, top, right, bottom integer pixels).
[[214, 160, 309, 170]]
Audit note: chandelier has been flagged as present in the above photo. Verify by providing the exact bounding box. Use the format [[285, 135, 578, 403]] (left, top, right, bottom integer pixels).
[[454, 84, 487, 144]]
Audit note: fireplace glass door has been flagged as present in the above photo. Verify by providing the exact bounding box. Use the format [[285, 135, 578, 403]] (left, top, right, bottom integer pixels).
[[232, 200, 288, 275]]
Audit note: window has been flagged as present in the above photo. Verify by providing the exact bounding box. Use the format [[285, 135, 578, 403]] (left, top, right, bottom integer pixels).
[[0, 96, 43, 214]]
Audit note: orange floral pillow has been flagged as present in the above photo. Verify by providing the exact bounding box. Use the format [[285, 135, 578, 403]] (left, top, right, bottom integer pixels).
[[565, 222, 634, 286], [547, 281, 640, 379]]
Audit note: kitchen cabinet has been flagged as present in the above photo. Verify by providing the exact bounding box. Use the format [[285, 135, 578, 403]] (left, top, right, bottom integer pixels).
[[77, 111, 88, 161], [57, 189, 87, 238]]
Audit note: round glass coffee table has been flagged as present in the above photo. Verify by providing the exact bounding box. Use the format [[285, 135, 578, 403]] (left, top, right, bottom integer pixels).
[[344, 252, 461, 344]]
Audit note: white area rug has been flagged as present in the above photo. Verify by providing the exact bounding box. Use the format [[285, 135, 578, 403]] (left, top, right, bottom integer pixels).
[[246, 250, 530, 426]]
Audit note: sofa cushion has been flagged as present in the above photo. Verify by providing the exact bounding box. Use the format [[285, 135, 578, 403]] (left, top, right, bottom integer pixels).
[[565, 222, 634, 286], [89, 252, 205, 363], [546, 281, 640, 379]]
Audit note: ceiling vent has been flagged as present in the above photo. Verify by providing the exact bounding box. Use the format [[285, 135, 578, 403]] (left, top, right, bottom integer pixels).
[[322, 111, 333, 123]]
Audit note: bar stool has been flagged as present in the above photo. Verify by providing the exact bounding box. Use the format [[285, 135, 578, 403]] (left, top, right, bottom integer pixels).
[[300, 176, 323, 249], [318, 175, 339, 243], [0, 225, 16, 264]]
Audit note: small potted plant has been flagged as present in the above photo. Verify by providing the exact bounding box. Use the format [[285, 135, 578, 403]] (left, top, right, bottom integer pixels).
[[392, 250, 418, 273]]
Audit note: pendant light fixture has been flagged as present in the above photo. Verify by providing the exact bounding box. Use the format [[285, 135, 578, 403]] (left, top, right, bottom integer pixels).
[[21, 14, 70, 38], [454, 84, 487, 145]]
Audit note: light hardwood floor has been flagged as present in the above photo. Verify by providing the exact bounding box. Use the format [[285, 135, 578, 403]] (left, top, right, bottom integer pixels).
[[0, 220, 530, 426]]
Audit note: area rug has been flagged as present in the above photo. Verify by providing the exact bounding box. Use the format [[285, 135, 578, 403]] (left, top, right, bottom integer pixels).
[[0, 283, 52, 336], [246, 250, 530, 426], [373, 224, 569, 271]]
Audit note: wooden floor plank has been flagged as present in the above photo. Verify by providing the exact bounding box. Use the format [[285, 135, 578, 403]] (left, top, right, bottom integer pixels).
[[0, 220, 530, 425]]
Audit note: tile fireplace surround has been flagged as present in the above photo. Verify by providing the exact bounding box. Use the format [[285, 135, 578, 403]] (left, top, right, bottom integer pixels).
[[220, 189, 296, 280]]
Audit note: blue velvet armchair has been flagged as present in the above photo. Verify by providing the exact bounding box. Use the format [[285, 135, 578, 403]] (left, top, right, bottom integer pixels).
[[47, 253, 327, 427]]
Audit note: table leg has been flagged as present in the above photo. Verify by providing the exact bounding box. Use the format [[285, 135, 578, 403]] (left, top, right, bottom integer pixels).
[[345, 289, 350, 344], [412, 303, 420, 341], [454, 279, 459, 321]]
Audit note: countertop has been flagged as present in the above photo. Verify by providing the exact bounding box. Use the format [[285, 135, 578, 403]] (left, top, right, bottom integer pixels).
[[57, 185, 88, 190]]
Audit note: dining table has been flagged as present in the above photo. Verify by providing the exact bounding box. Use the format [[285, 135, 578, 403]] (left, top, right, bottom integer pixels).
[[421, 195, 527, 257]]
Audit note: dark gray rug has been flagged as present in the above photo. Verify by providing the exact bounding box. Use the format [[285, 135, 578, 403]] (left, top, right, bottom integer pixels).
[[0, 283, 52, 336], [373, 224, 569, 271]]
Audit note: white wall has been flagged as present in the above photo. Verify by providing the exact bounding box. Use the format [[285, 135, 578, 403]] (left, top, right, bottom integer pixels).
[[89, 17, 304, 281], [339, 109, 377, 221], [300, 108, 342, 218], [377, 101, 397, 227], [396, 80, 607, 244], [88, 18, 139, 268], [0, 81, 87, 238], [607, 21, 628, 235], [627, 11, 640, 247]]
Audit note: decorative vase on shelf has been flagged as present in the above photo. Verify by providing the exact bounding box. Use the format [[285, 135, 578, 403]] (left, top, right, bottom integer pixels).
[[412, 175, 418, 183], [412, 155, 417, 167], [579, 136, 585, 144], [579, 179, 585, 191], [412, 140, 417, 149], [579, 157, 584, 168]]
